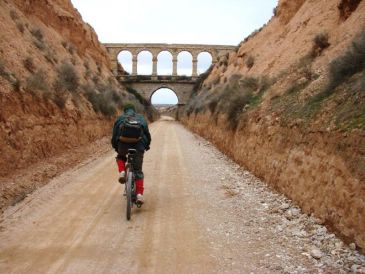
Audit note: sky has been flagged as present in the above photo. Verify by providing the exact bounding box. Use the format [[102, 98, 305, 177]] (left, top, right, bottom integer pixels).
[[71, 0, 278, 104]]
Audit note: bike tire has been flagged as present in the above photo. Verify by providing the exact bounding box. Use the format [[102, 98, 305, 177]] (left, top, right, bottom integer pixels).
[[126, 171, 133, 220]]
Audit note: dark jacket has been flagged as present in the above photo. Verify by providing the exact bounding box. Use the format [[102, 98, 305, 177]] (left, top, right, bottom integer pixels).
[[111, 109, 151, 151]]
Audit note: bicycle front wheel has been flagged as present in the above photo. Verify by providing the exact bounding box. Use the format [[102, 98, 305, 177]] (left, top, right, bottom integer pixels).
[[126, 171, 133, 220]]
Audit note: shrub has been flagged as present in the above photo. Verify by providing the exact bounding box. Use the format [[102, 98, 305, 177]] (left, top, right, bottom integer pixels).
[[44, 49, 58, 64], [12, 78, 21, 92], [273, 7, 278, 16], [16, 22, 25, 33], [23, 57, 35, 72], [327, 28, 365, 92], [67, 43, 76, 55], [53, 93, 67, 109], [97, 63, 102, 73], [338, 0, 361, 20], [33, 40, 45, 51], [227, 94, 251, 130], [0, 60, 8, 78], [245, 55, 255, 69], [92, 75, 100, 85], [314, 32, 330, 50], [54, 63, 79, 93], [84, 88, 117, 116], [10, 10, 18, 20], [31, 28, 43, 41], [26, 69, 49, 93], [311, 32, 330, 57]]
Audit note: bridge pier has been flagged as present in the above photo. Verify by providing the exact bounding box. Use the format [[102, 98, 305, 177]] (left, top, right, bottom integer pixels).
[[192, 56, 198, 77], [152, 56, 158, 76], [172, 56, 178, 76]]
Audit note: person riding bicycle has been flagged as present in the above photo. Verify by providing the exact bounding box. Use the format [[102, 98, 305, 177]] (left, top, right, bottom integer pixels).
[[111, 102, 151, 204]]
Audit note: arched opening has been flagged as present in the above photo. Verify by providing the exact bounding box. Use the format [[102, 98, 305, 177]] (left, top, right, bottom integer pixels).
[[151, 88, 178, 106], [177, 51, 192, 76], [157, 51, 172, 75], [198, 52, 212, 75], [137, 51, 152, 75], [117, 50, 132, 74]]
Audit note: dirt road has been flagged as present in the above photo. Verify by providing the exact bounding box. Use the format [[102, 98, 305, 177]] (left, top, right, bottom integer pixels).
[[0, 117, 364, 273]]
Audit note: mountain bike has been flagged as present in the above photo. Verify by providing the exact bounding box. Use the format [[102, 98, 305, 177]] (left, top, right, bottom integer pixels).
[[124, 148, 142, 220]]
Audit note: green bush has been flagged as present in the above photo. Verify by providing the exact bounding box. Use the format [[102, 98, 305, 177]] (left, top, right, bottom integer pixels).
[[54, 63, 79, 93]]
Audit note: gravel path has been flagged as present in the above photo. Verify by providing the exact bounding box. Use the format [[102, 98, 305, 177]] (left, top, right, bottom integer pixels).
[[0, 117, 364, 273]]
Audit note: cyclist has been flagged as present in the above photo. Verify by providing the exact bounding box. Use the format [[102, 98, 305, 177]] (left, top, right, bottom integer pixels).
[[111, 102, 151, 204]]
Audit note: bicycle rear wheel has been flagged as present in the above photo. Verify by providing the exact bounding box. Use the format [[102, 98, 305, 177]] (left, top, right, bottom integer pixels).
[[126, 171, 133, 220]]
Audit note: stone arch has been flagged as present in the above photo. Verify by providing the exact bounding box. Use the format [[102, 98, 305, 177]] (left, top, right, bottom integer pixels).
[[177, 51, 193, 76], [197, 51, 213, 75], [117, 50, 133, 74], [148, 84, 178, 102], [157, 51, 173, 75], [150, 86, 179, 105], [137, 50, 153, 75]]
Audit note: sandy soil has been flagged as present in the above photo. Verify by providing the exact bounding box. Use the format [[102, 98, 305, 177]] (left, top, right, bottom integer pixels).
[[0, 117, 364, 273]]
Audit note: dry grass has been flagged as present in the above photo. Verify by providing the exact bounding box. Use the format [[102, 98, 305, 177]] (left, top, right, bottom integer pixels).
[[54, 63, 79, 93]]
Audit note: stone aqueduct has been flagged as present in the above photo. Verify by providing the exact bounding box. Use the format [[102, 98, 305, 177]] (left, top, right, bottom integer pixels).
[[104, 43, 236, 104]]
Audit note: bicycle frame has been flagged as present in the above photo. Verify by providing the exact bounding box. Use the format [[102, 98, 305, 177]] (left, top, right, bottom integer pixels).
[[125, 149, 137, 220]]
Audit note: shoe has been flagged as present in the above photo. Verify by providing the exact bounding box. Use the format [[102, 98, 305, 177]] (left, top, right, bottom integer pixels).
[[118, 171, 125, 184], [136, 194, 144, 205]]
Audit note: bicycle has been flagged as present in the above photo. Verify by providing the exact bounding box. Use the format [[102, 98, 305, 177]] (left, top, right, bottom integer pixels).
[[124, 148, 142, 220]]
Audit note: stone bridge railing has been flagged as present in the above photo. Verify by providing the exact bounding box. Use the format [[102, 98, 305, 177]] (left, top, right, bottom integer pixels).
[[104, 43, 236, 77]]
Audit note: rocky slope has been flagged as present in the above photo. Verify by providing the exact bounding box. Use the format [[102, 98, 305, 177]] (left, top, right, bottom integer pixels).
[[182, 0, 365, 251], [0, 0, 156, 210]]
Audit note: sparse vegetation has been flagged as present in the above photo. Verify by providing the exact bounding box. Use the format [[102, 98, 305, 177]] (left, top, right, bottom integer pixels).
[[44, 49, 58, 64], [311, 32, 330, 57], [82, 83, 127, 116], [186, 74, 271, 130], [33, 40, 45, 51], [314, 32, 330, 49], [245, 55, 255, 69], [30, 28, 43, 41], [273, 7, 278, 16], [0, 60, 8, 79], [23, 57, 35, 72], [53, 93, 67, 109], [25, 69, 49, 94], [12, 78, 21, 92], [10, 10, 18, 21], [16, 22, 25, 33], [327, 29, 365, 92], [54, 63, 79, 93], [67, 43, 76, 55], [338, 0, 361, 20]]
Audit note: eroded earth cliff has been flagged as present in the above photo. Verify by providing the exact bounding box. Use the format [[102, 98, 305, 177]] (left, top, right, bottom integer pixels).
[[182, 0, 365, 251], [0, 0, 155, 210]]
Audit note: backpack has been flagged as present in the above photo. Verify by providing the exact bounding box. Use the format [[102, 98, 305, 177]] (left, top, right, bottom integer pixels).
[[118, 114, 143, 144]]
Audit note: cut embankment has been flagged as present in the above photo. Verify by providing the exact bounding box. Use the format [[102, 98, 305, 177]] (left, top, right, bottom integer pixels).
[[182, 113, 365, 252]]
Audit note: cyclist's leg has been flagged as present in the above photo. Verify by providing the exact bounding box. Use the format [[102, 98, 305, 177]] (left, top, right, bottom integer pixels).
[[116, 142, 129, 183], [134, 151, 145, 196]]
